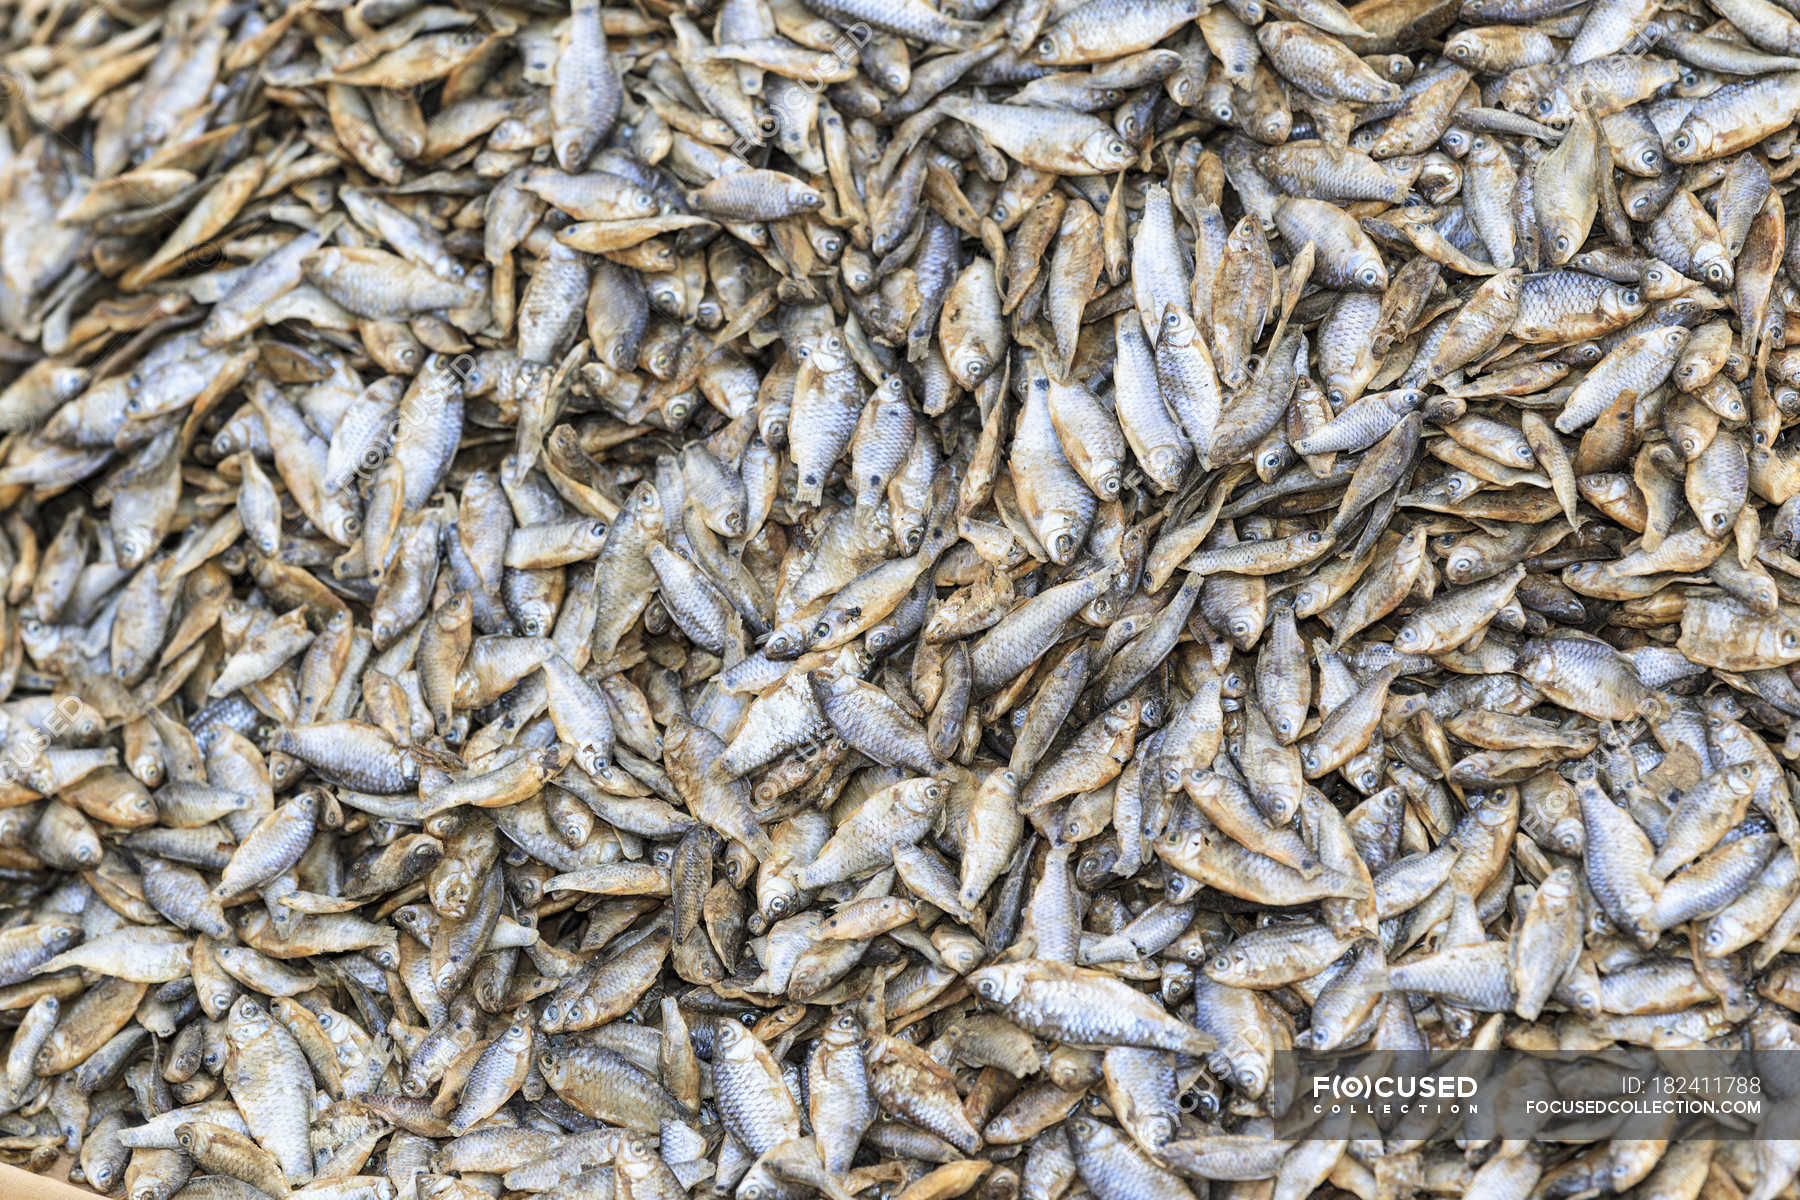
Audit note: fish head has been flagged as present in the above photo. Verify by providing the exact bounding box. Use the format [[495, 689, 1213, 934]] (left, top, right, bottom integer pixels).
[[1350, 256, 1387, 292], [1622, 136, 1664, 176], [968, 963, 1023, 1005], [1032, 28, 1073, 64], [1078, 128, 1134, 174], [1390, 619, 1425, 654], [1599, 284, 1646, 325], [712, 1016, 756, 1060], [1666, 120, 1711, 164], [227, 994, 272, 1042], [1442, 33, 1481, 67], [1156, 302, 1195, 350], [1702, 913, 1744, 957], [902, 779, 947, 818]]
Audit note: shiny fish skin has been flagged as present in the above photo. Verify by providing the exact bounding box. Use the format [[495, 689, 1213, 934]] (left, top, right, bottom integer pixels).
[[969, 960, 1217, 1057], [2, 0, 1800, 1193]]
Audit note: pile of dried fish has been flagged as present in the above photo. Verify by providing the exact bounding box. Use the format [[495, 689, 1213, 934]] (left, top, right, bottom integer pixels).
[[11, 0, 1800, 1194]]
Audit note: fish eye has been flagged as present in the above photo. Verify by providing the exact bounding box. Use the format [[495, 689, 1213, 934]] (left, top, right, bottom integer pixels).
[[1037, 37, 1055, 55], [1109, 140, 1127, 157], [1537, 99, 1554, 114], [1623, 289, 1640, 305], [1359, 267, 1380, 286]]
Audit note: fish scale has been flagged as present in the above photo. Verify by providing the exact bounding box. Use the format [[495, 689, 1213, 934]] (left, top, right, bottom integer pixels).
[[3, 0, 1800, 1191]]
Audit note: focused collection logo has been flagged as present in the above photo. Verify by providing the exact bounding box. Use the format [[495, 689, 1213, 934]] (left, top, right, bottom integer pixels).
[[1308, 1073, 1480, 1116]]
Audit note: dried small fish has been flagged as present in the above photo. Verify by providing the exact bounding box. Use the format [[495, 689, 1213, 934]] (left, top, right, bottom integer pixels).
[[0, 0, 1798, 1195]]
